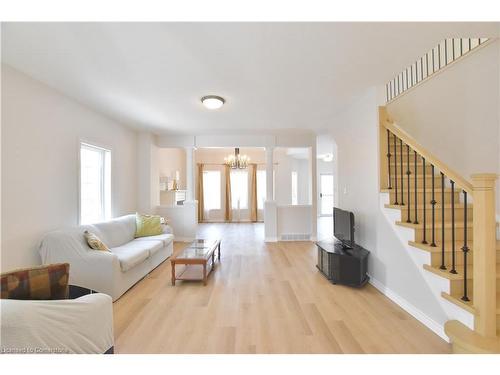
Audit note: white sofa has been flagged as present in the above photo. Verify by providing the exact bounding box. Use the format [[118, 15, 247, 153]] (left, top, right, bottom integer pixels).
[[39, 214, 174, 301], [0, 293, 114, 354]]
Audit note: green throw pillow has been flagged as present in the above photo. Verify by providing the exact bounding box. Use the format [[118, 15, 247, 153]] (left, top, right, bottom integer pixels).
[[135, 213, 163, 238]]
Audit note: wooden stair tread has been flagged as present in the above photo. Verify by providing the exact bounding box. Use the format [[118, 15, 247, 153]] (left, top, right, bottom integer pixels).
[[424, 263, 500, 280], [441, 292, 476, 314], [396, 221, 472, 229], [409, 240, 475, 253], [385, 203, 472, 209], [444, 320, 500, 353], [382, 188, 455, 193]]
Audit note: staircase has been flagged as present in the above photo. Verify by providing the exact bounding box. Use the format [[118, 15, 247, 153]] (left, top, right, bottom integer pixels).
[[379, 107, 500, 353]]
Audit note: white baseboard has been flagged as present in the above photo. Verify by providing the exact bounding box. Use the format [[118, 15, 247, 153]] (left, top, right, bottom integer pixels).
[[369, 276, 449, 343], [265, 237, 278, 242]]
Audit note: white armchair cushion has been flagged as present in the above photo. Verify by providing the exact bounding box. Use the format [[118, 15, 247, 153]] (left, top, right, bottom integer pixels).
[[0, 293, 113, 354]]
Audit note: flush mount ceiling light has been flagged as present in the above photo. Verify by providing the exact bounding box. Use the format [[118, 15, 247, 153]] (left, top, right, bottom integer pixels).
[[201, 95, 225, 110]]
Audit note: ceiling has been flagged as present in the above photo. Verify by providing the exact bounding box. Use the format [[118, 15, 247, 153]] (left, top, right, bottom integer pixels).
[[2, 22, 498, 135]]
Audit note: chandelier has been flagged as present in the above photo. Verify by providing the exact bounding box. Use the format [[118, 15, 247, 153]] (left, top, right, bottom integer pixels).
[[224, 148, 249, 169]]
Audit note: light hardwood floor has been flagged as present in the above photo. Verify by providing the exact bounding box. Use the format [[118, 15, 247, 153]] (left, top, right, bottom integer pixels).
[[113, 223, 451, 353]]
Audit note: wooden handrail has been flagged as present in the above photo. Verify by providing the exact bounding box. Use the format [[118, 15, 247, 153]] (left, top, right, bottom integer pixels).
[[379, 106, 499, 346], [379, 109, 473, 194]]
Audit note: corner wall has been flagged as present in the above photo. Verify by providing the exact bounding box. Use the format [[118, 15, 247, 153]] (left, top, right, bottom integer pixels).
[[330, 87, 449, 336], [1, 65, 138, 271], [386, 39, 500, 213]]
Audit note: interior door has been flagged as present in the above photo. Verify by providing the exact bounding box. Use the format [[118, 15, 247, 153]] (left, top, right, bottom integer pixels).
[[319, 174, 334, 216]]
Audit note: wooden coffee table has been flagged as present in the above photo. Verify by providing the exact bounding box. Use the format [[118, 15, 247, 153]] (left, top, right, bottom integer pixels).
[[170, 239, 221, 286]]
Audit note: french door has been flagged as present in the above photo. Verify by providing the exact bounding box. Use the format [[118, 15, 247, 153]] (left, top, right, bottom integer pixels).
[[319, 174, 334, 216]]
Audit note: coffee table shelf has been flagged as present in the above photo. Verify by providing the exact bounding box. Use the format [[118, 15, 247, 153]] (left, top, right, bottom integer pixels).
[[170, 239, 221, 286]]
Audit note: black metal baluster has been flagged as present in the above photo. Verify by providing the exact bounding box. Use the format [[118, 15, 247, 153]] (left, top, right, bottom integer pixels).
[[387, 130, 392, 189], [386, 84, 389, 102], [400, 139, 404, 205], [460, 38, 463, 56], [461, 191, 470, 301], [445, 39, 448, 65], [468, 38, 471, 52], [393, 134, 398, 205], [432, 48, 435, 73], [422, 158, 427, 244], [440, 172, 446, 270], [413, 151, 418, 224], [425, 53, 429, 78], [438, 42, 442, 69], [431, 165, 437, 247], [406, 69, 409, 90], [406, 145, 411, 223], [450, 180, 457, 274], [420, 57, 424, 81]]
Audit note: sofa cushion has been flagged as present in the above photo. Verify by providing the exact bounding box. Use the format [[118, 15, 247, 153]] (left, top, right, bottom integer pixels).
[[92, 215, 136, 248], [133, 233, 174, 248], [110, 240, 162, 272], [130, 239, 165, 256], [135, 213, 163, 238]]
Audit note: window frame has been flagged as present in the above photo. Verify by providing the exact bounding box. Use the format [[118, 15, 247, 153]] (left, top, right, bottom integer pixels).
[[78, 140, 112, 225]]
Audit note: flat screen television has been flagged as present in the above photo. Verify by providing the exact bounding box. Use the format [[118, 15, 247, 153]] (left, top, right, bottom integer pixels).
[[333, 207, 355, 249]]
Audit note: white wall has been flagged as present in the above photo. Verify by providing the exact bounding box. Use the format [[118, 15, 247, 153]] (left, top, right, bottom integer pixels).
[[387, 40, 500, 212], [1, 65, 138, 271], [137, 132, 158, 213], [330, 87, 449, 333], [157, 147, 186, 190], [274, 148, 311, 206]]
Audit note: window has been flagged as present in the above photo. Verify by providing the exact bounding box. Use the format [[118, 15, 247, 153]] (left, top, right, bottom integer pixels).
[[231, 170, 248, 209], [291, 171, 298, 205], [257, 170, 266, 209], [80, 143, 111, 224], [203, 170, 221, 210]]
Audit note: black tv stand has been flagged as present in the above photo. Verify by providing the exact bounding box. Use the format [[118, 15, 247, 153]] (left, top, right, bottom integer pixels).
[[316, 238, 370, 287]]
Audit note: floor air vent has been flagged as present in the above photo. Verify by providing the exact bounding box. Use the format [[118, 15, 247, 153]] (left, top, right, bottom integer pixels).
[[280, 233, 311, 241]]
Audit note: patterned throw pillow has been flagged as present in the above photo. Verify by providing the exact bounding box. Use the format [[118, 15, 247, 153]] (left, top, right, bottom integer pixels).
[[84, 230, 110, 251], [0, 263, 69, 300], [135, 213, 163, 238]]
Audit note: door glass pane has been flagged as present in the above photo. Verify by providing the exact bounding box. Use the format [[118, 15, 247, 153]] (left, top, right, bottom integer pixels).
[[291, 171, 298, 205], [321, 174, 334, 195], [320, 174, 334, 216]]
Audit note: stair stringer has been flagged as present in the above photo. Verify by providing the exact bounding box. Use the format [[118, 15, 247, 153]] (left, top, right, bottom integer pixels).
[[379, 192, 475, 336]]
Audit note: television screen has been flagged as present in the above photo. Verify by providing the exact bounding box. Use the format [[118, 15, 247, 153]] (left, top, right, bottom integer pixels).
[[333, 207, 354, 248]]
